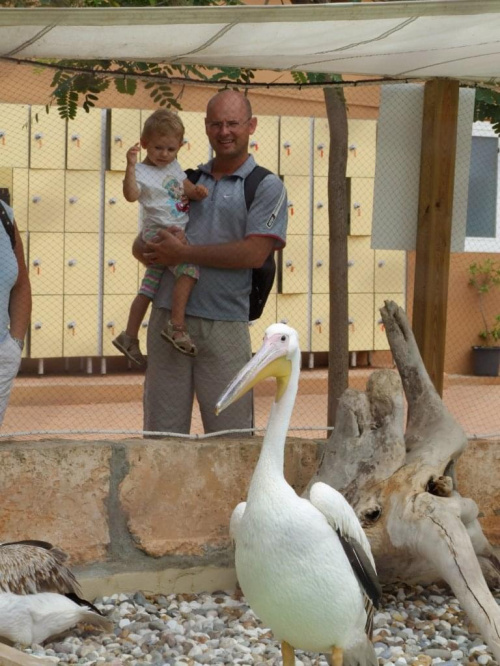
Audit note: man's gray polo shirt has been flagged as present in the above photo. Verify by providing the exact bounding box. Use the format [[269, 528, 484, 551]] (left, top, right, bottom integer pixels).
[[154, 155, 288, 322]]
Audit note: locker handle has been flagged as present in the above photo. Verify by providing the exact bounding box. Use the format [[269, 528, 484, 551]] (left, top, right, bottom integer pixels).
[[34, 132, 44, 141], [377, 318, 384, 325], [248, 321, 255, 327], [316, 260, 323, 268], [347, 260, 355, 267], [0, 130, 6, 140], [34, 322, 42, 330], [280, 318, 289, 325], [68, 196, 78, 204], [285, 260, 294, 272], [108, 197, 117, 205], [316, 201, 324, 209], [114, 135, 122, 143], [141, 321, 148, 329], [68, 259, 77, 267], [378, 260, 386, 268], [315, 318, 323, 325], [353, 202, 361, 209], [250, 140, 258, 151], [108, 259, 117, 268], [316, 143, 325, 151], [32, 195, 41, 204], [71, 134, 81, 142], [182, 138, 190, 150], [349, 143, 357, 152], [32, 258, 41, 267], [106, 321, 115, 328], [67, 321, 76, 329]]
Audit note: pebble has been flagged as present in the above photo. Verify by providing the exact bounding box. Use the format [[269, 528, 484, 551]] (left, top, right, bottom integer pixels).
[[17, 584, 499, 665]]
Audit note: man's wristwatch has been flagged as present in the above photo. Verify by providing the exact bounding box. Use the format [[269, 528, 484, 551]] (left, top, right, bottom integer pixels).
[[11, 336, 24, 351]]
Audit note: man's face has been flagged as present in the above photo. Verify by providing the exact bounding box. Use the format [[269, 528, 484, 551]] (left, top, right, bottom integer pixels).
[[205, 96, 257, 160]]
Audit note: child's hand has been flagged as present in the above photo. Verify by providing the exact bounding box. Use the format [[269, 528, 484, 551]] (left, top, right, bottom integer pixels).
[[193, 184, 209, 200], [126, 143, 141, 167]]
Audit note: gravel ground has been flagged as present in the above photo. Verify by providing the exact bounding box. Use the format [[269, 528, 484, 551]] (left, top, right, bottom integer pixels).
[[21, 584, 500, 666]]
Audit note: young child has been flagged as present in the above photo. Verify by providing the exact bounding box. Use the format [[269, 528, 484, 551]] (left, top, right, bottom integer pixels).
[[112, 109, 208, 367]]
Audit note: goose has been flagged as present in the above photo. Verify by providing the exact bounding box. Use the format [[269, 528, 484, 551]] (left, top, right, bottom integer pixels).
[[216, 323, 382, 666], [0, 540, 112, 652]]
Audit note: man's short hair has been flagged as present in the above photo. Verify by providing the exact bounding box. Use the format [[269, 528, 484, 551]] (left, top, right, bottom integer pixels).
[[141, 109, 185, 142]]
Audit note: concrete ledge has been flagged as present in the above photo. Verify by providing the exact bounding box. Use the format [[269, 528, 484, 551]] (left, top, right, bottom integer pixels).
[[0, 436, 497, 595]]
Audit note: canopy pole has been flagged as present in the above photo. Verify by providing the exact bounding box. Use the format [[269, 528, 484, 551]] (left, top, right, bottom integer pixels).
[[412, 78, 459, 396]]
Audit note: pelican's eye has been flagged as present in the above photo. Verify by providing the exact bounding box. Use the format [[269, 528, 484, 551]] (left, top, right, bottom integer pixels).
[[281, 335, 287, 342]]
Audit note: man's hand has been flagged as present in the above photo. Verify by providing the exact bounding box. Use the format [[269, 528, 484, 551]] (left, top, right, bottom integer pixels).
[[144, 228, 186, 266]]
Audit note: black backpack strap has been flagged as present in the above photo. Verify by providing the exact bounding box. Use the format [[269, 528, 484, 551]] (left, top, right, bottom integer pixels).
[[243, 165, 273, 210], [0, 199, 15, 250]]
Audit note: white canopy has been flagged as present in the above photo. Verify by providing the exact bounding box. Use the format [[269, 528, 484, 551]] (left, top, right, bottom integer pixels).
[[0, 0, 499, 83]]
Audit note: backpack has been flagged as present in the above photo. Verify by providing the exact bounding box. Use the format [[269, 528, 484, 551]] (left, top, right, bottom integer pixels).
[[185, 165, 277, 321], [0, 197, 15, 250]]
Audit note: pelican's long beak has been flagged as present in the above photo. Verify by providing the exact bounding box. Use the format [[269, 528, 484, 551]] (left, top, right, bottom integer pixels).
[[216, 334, 292, 415]]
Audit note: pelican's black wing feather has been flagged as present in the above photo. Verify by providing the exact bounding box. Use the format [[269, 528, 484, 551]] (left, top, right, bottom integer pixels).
[[336, 530, 383, 609]]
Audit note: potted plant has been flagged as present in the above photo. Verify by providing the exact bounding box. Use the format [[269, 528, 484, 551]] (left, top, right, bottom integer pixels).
[[467, 258, 500, 376]]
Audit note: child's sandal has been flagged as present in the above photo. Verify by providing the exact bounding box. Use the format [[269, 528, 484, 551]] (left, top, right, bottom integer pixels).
[[161, 320, 197, 356]]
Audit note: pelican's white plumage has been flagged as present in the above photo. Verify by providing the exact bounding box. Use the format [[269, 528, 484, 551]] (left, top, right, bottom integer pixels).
[[217, 324, 381, 665], [0, 541, 112, 651]]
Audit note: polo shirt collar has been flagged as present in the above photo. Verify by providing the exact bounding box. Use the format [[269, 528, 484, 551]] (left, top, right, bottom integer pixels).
[[199, 154, 257, 179]]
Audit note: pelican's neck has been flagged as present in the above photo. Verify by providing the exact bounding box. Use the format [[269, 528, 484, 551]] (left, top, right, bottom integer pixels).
[[248, 355, 300, 497]]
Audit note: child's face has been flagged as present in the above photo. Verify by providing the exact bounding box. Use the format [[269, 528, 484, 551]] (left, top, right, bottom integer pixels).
[[141, 132, 183, 168]]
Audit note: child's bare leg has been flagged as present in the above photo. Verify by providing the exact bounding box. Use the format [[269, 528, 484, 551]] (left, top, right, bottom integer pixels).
[[170, 275, 197, 329], [125, 294, 151, 339]]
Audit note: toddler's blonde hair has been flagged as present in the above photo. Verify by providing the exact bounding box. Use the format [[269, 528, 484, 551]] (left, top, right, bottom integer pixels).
[[141, 109, 185, 143]]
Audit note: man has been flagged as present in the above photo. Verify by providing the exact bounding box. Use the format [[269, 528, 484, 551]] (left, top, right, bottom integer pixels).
[[136, 90, 288, 434]]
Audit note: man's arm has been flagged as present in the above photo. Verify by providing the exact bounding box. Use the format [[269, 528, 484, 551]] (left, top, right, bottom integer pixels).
[[144, 230, 275, 270]]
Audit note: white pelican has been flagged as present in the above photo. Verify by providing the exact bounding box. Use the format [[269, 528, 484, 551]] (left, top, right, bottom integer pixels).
[[216, 324, 382, 666], [0, 540, 112, 651]]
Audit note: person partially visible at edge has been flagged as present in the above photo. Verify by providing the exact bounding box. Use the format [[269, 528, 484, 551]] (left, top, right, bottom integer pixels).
[[133, 90, 288, 435], [0, 202, 31, 427]]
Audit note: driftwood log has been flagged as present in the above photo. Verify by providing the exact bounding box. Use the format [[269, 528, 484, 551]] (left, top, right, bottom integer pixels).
[[306, 300, 500, 661]]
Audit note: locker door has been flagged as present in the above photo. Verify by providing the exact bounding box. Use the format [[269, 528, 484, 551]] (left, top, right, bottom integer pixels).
[[104, 171, 140, 233], [249, 294, 277, 353], [281, 235, 309, 294], [312, 235, 329, 294], [109, 109, 142, 171], [102, 294, 136, 356], [12, 168, 29, 232], [0, 104, 29, 167], [348, 293, 374, 352], [279, 116, 311, 176], [63, 295, 100, 357], [373, 292, 405, 351], [277, 294, 309, 351], [313, 176, 328, 236], [65, 171, 101, 233], [30, 105, 66, 170], [103, 233, 139, 294], [64, 233, 100, 295], [311, 294, 329, 352], [67, 107, 102, 170], [313, 117, 329, 177], [248, 115, 279, 174], [347, 236, 374, 293], [350, 178, 374, 236], [283, 176, 311, 236], [374, 250, 406, 294], [30, 295, 64, 358], [178, 111, 212, 171], [28, 170, 65, 232], [29, 233, 64, 295], [346, 120, 377, 178]]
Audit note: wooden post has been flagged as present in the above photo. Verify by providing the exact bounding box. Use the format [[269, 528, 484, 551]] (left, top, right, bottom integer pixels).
[[413, 79, 459, 396]]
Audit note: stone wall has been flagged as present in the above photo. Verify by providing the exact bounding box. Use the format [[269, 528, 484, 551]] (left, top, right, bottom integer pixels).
[[0, 437, 497, 597]]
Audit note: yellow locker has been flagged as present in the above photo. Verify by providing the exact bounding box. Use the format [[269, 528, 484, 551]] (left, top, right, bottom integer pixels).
[[65, 171, 101, 233], [374, 250, 406, 294], [30, 106, 66, 170], [30, 295, 64, 358], [102, 294, 136, 356], [103, 233, 139, 295], [109, 109, 141, 171], [12, 168, 29, 232], [373, 292, 405, 351], [0, 104, 29, 168], [313, 118, 329, 177], [66, 107, 102, 170], [104, 171, 140, 233], [178, 111, 212, 171], [248, 115, 279, 174], [249, 294, 277, 353], [313, 176, 328, 236], [346, 120, 377, 178], [283, 176, 311, 236], [312, 235, 329, 294], [348, 293, 374, 352], [277, 294, 309, 349], [350, 178, 374, 236], [29, 233, 64, 295], [63, 295, 99, 357], [348, 236, 374, 293], [28, 170, 65, 232], [279, 116, 311, 176], [281, 235, 309, 294], [64, 233, 100, 295], [311, 293, 329, 352]]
